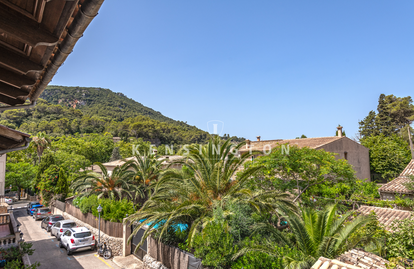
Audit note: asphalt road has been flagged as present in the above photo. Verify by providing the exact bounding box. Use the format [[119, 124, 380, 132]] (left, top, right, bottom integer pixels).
[[13, 205, 122, 269]]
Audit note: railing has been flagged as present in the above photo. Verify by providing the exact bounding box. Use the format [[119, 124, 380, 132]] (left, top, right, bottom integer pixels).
[[0, 214, 10, 225], [0, 212, 19, 249], [0, 235, 17, 248]]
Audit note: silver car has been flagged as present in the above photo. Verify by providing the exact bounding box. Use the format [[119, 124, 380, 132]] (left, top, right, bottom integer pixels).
[[59, 227, 95, 255], [33, 207, 51, 221], [51, 220, 77, 241]]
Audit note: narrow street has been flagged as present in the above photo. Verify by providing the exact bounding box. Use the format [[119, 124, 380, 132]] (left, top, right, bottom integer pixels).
[[12, 203, 122, 269]]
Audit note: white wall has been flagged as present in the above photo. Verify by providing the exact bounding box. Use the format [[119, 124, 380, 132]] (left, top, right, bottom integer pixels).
[[0, 154, 5, 196]]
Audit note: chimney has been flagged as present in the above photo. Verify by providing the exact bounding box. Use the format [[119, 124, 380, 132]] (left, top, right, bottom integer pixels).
[[337, 125, 343, 138], [256, 136, 261, 142], [246, 139, 251, 149]]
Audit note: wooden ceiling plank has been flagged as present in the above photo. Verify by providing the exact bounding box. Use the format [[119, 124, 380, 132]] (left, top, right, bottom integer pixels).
[[0, 2, 59, 47], [0, 126, 24, 142], [0, 66, 36, 87], [0, 82, 30, 98], [0, 93, 26, 106], [0, 45, 43, 73]]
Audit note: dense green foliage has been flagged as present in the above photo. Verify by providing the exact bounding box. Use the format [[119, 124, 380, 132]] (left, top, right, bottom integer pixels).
[[358, 94, 414, 181], [5, 162, 36, 199], [359, 94, 414, 138], [249, 145, 357, 201], [72, 195, 135, 222], [2, 242, 40, 269], [360, 134, 411, 181], [126, 137, 296, 251], [192, 221, 235, 269]]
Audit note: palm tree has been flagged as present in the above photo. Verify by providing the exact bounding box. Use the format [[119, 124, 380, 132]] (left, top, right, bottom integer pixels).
[[234, 204, 376, 269], [126, 136, 297, 250], [129, 150, 164, 204], [31, 132, 51, 163], [72, 161, 139, 200]]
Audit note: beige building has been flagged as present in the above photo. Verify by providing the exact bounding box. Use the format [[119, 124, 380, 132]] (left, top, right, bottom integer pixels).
[[84, 155, 185, 175], [240, 126, 370, 180]]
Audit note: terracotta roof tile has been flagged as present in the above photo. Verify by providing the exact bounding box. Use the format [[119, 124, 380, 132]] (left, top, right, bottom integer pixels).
[[357, 205, 412, 231], [240, 137, 343, 153], [378, 176, 413, 194], [400, 159, 414, 177], [312, 249, 400, 269]]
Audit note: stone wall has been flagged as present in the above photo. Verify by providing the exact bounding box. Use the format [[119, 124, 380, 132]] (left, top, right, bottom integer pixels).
[[143, 254, 168, 269], [53, 207, 124, 256]]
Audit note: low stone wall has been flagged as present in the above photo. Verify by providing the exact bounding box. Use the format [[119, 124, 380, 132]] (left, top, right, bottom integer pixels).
[[53, 207, 123, 256], [143, 254, 168, 269]]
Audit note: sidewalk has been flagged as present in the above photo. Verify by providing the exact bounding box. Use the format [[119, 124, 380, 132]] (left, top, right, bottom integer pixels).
[[113, 255, 143, 269]]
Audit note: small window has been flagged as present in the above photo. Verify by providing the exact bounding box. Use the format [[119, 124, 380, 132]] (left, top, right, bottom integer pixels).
[[63, 223, 76, 228], [344, 152, 348, 160], [55, 222, 61, 228], [64, 231, 71, 236], [74, 232, 91, 238], [52, 216, 64, 221]]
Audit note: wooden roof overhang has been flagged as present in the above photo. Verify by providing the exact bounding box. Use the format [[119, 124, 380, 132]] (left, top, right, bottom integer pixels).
[[0, 0, 105, 109], [0, 0, 104, 154], [0, 124, 31, 153]]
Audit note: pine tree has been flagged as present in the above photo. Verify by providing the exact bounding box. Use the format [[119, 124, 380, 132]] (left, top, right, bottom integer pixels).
[[358, 110, 378, 138], [376, 94, 393, 136], [56, 168, 69, 199], [109, 147, 122, 161]]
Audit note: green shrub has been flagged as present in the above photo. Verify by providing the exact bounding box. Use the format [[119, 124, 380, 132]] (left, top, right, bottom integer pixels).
[[73, 195, 135, 222], [193, 221, 235, 269]]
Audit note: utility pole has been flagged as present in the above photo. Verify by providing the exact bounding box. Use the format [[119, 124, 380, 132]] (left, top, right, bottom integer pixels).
[[408, 124, 414, 159]]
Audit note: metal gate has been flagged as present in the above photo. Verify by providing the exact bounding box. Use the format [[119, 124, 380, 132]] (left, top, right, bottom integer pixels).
[[131, 226, 147, 260]]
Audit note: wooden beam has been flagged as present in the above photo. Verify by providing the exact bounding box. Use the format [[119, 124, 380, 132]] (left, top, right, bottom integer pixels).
[[0, 2, 59, 47], [0, 126, 25, 142], [0, 94, 26, 106], [0, 46, 43, 74], [0, 82, 30, 98], [0, 135, 23, 150], [0, 66, 36, 87]]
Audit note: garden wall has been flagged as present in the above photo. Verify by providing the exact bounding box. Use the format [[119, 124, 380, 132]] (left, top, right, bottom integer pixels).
[[145, 237, 203, 269], [64, 203, 123, 238]]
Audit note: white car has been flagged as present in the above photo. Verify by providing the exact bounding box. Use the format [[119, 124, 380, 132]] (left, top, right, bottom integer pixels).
[[59, 227, 95, 255], [51, 220, 77, 240], [5, 198, 12, 205]]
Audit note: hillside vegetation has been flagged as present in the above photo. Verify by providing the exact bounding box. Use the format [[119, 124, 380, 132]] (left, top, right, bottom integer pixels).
[[0, 86, 242, 144]]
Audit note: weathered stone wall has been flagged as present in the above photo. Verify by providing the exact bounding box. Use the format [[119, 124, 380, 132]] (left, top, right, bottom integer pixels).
[[143, 254, 168, 269], [53, 207, 123, 256]]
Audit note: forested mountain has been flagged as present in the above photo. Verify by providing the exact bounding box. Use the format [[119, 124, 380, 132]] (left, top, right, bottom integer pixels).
[[41, 86, 180, 124], [0, 86, 243, 145]]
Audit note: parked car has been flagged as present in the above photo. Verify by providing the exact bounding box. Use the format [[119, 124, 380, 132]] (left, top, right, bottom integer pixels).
[[33, 207, 51, 221], [51, 220, 77, 240], [28, 203, 43, 216], [41, 215, 64, 232], [4, 198, 12, 205], [59, 227, 95, 255]]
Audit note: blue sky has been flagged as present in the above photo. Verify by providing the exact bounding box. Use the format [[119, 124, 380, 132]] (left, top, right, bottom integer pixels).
[[50, 0, 414, 141]]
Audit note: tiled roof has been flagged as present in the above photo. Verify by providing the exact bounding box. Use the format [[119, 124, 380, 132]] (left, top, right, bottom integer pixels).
[[312, 249, 391, 269], [240, 137, 343, 153], [82, 156, 186, 173], [357, 205, 412, 231], [400, 159, 414, 176], [378, 176, 413, 194], [378, 159, 414, 195]]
